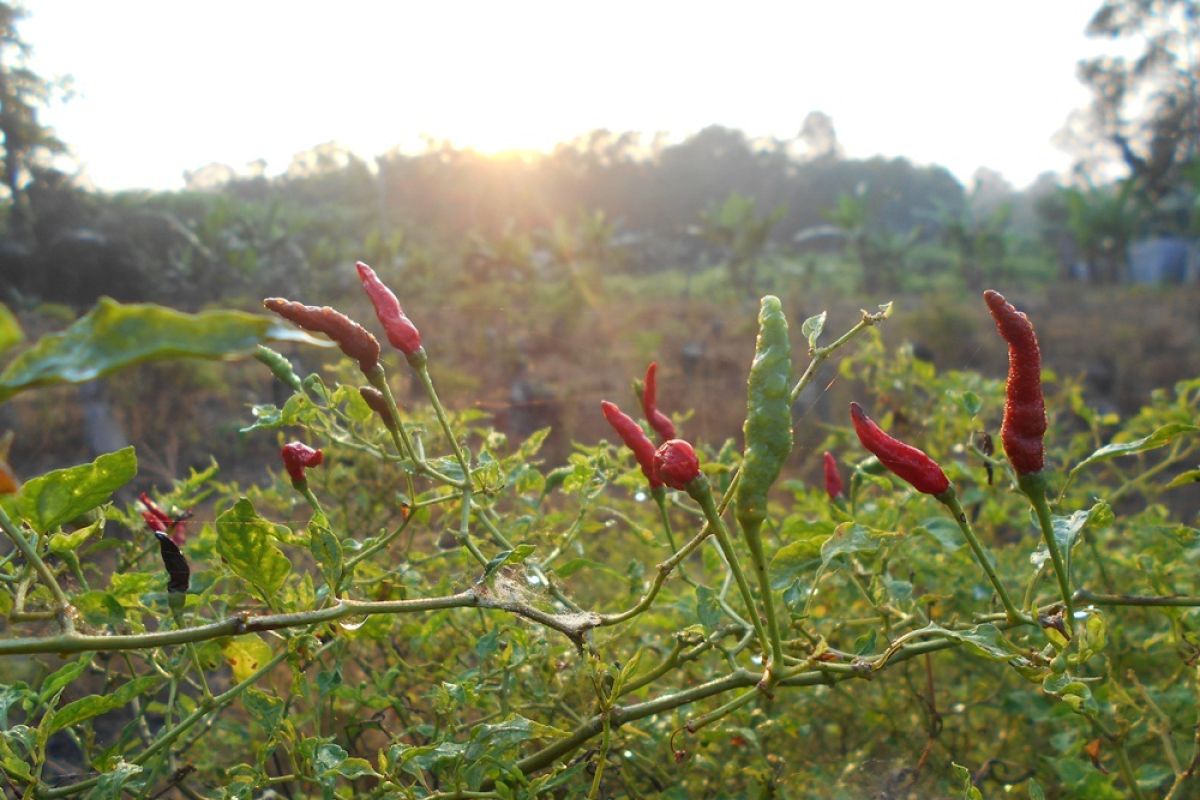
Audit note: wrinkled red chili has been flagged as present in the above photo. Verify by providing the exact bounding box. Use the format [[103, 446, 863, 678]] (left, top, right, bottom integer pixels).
[[282, 441, 324, 484], [823, 451, 843, 499], [642, 362, 677, 442], [264, 298, 380, 373], [601, 400, 663, 488], [356, 261, 423, 357], [983, 290, 1046, 475], [654, 439, 700, 491], [849, 402, 950, 496]]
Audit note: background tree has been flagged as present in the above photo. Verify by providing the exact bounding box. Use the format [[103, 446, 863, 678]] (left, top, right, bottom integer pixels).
[[0, 1, 65, 243], [1075, 0, 1199, 200]]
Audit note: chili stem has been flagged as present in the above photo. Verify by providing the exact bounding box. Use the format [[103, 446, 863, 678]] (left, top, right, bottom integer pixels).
[[1020, 472, 1072, 623], [937, 490, 1027, 625], [691, 480, 772, 670]]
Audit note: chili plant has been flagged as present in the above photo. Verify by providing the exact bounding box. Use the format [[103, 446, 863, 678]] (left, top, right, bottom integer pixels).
[[0, 275, 1197, 799]]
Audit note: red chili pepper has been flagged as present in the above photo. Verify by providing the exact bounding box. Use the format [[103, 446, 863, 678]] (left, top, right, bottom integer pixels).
[[356, 261, 423, 357], [641, 362, 677, 443], [600, 400, 663, 488], [983, 290, 1046, 475], [263, 298, 381, 374], [822, 451, 843, 499], [654, 439, 700, 491], [139, 492, 191, 545], [139, 492, 172, 532], [281, 441, 324, 484], [849, 403, 950, 496]]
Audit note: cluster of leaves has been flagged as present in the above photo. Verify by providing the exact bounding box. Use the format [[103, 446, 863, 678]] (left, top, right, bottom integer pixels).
[[0, 288, 1197, 800]]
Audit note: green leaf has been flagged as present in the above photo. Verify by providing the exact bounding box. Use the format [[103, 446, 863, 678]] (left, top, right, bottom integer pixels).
[[1031, 502, 1110, 575], [0, 297, 328, 402], [940, 623, 1022, 662], [553, 557, 622, 580], [216, 498, 292, 602], [951, 762, 983, 800], [48, 519, 103, 554], [820, 523, 889, 569], [242, 688, 284, 733], [49, 675, 159, 734], [959, 390, 982, 418], [1165, 468, 1200, 489], [14, 447, 136, 532], [309, 521, 343, 591], [695, 585, 723, 632], [801, 311, 827, 350], [916, 517, 965, 552], [1027, 778, 1046, 800], [93, 760, 144, 800], [1070, 423, 1200, 477], [479, 544, 535, 583], [39, 656, 89, 702], [769, 520, 832, 588], [0, 302, 22, 356]]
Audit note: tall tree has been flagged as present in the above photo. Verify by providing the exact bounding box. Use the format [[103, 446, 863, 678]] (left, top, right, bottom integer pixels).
[[0, 2, 64, 242], [1075, 0, 1199, 198]]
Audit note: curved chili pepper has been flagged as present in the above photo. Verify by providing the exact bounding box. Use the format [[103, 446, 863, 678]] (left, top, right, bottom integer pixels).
[[264, 298, 380, 374], [735, 295, 793, 533], [983, 290, 1045, 475], [823, 451, 843, 499], [849, 402, 950, 496], [600, 400, 663, 488], [155, 532, 190, 595], [359, 386, 398, 429], [356, 261, 423, 357], [281, 441, 324, 484], [641, 362, 677, 442], [654, 439, 700, 491], [254, 345, 303, 392]]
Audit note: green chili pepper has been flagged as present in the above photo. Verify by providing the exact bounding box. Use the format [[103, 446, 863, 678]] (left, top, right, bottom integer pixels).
[[254, 345, 303, 392], [735, 295, 793, 535]]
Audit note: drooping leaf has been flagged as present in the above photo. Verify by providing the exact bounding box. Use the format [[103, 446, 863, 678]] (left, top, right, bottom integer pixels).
[[309, 519, 343, 591], [1030, 501, 1111, 574], [820, 523, 891, 569], [0, 302, 22, 356], [13, 447, 136, 532], [916, 517, 966, 552], [801, 311, 827, 350], [48, 518, 104, 554], [93, 760, 144, 800], [216, 498, 292, 603], [1070, 423, 1200, 478], [937, 623, 1022, 662], [0, 298, 328, 401], [479, 544, 535, 583], [49, 676, 160, 734]]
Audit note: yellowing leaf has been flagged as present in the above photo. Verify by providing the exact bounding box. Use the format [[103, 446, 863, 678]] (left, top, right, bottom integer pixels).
[[221, 634, 274, 683]]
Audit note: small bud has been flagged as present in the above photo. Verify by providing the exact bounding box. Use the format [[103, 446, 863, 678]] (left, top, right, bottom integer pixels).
[[823, 451, 844, 499], [359, 386, 398, 429], [281, 441, 324, 484], [654, 439, 700, 491]]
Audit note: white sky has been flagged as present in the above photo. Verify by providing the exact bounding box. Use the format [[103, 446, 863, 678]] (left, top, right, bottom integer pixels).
[[22, 0, 1107, 192]]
